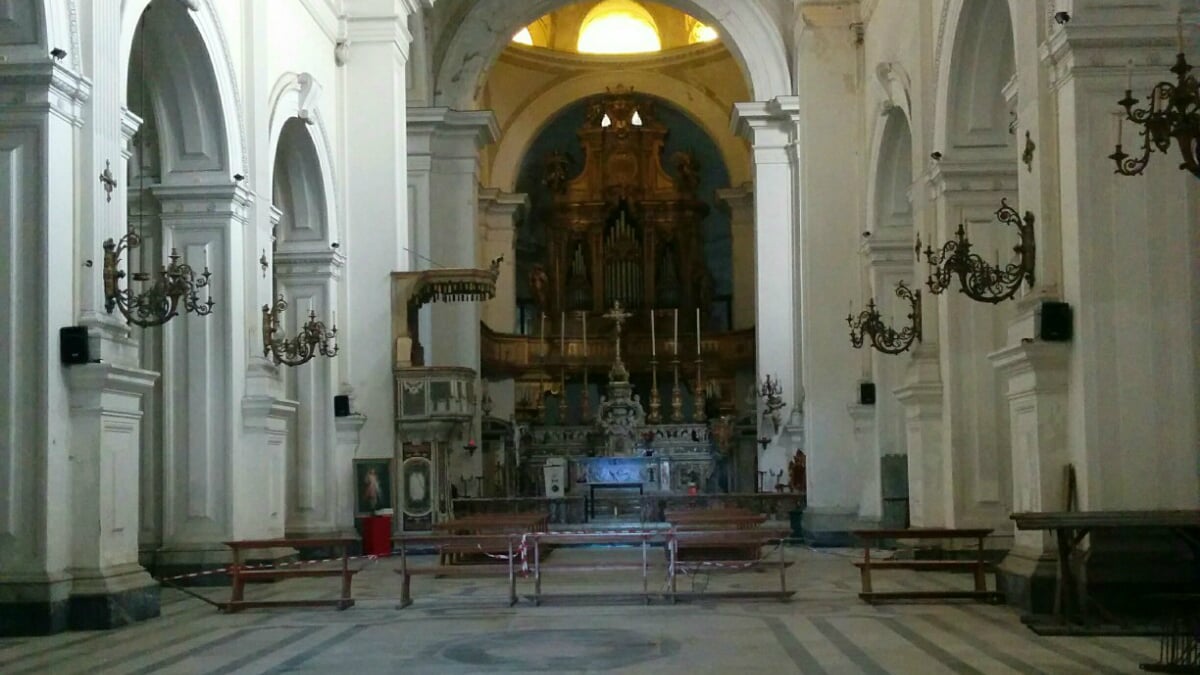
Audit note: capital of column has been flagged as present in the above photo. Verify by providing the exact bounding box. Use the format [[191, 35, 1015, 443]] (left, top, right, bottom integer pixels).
[[1042, 4, 1185, 88], [408, 107, 499, 159], [478, 188, 528, 230], [731, 97, 799, 148], [274, 249, 346, 281], [860, 233, 915, 269], [343, 0, 426, 52], [151, 182, 253, 226], [716, 182, 754, 221], [926, 158, 1018, 199], [988, 341, 1070, 398], [0, 61, 92, 127]]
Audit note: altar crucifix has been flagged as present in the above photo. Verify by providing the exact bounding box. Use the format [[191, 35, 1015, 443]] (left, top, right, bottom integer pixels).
[[604, 301, 632, 382]]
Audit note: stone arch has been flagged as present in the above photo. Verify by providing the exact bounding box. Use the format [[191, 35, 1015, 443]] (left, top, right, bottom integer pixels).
[[435, 0, 790, 108], [267, 72, 339, 246], [489, 70, 749, 192], [869, 109, 914, 233], [121, 0, 244, 179], [933, 0, 1018, 157], [272, 119, 330, 245]]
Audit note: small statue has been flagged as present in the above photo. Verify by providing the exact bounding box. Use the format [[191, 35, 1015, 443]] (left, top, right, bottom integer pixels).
[[788, 450, 807, 492], [542, 150, 572, 194], [672, 150, 701, 193], [529, 263, 549, 311]]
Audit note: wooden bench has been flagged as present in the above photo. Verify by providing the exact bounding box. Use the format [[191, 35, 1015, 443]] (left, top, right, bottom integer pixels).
[[433, 512, 547, 564], [667, 509, 769, 560], [668, 528, 793, 602], [394, 533, 522, 608], [851, 528, 1003, 603], [223, 537, 358, 612]]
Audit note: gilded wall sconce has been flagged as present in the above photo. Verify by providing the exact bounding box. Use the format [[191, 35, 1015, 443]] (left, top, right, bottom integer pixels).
[[917, 198, 1035, 304], [847, 281, 922, 355]]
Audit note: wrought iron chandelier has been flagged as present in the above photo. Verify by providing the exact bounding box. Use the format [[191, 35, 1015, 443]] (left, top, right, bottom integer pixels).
[[917, 199, 1035, 304], [103, 233, 214, 327], [847, 281, 922, 355], [1109, 21, 1199, 179], [103, 7, 216, 328], [262, 296, 339, 367]]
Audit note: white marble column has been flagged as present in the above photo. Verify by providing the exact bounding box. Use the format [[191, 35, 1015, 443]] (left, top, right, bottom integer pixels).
[[1036, 0, 1198, 510], [477, 188, 526, 333], [276, 251, 343, 537], [716, 183, 756, 330], [894, 348, 949, 527], [731, 101, 799, 482], [341, 0, 421, 458]]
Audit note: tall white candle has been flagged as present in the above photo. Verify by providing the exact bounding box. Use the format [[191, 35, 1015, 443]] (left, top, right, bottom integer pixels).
[[560, 312, 566, 353], [582, 313, 587, 357], [1126, 60, 1133, 91], [695, 308, 701, 355], [1178, 14, 1185, 54], [541, 313, 546, 338], [673, 309, 678, 355], [650, 310, 656, 357]]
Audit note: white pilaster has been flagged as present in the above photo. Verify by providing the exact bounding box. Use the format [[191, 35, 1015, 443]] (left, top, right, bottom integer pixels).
[[716, 183, 756, 330], [989, 342, 1069, 553], [276, 250, 343, 537], [847, 403, 879, 521], [407, 107, 499, 368], [151, 183, 257, 558], [894, 346, 949, 528], [335, 414, 368, 536], [0, 57, 89, 634], [1042, 1, 1198, 509], [477, 188, 527, 333], [66, 364, 159, 601], [342, 0, 419, 460]]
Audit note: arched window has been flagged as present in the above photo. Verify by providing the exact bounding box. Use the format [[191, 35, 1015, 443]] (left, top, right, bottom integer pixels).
[[512, 28, 534, 45], [577, 0, 661, 54], [689, 21, 719, 44]]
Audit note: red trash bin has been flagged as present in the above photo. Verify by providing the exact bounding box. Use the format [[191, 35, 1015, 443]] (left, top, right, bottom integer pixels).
[[360, 515, 393, 556]]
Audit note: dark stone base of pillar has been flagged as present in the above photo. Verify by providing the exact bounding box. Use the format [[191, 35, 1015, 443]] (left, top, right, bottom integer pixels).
[[0, 599, 69, 636], [68, 585, 161, 631], [997, 548, 1059, 615], [801, 510, 861, 547]]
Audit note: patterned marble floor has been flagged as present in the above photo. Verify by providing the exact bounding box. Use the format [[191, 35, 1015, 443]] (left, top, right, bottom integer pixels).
[[0, 546, 1162, 674]]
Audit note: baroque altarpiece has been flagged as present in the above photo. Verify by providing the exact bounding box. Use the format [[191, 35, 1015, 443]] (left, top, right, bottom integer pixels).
[[480, 89, 758, 500]]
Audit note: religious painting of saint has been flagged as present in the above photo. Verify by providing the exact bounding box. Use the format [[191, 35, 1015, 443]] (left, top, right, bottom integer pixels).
[[354, 459, 394, 516]]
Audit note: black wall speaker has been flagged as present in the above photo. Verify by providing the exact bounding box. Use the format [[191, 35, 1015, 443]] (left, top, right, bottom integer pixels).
[[333, 394, 351, 417], [60, 326, 90, 365], [1036, 301, 1073, 342], [859, 382, 876, 405]]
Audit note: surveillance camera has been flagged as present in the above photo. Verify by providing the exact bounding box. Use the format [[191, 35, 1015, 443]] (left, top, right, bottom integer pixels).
[[50, 48, 67, 61], [233, 173, 245, 181], [930, 151, 943, 161], [1053, 11, 1070, 25], [862, 231, 871, 238], [330, 242, 340, 249]]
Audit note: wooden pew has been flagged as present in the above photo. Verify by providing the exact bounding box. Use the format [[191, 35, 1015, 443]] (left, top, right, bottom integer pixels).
[[668, 528, 793, 602], [851, 528, 1003, 603], [433, 512, 548, 564], [666, 508, 769, 560], [223, 537, 358, 612], [394, 533, 521, 608]]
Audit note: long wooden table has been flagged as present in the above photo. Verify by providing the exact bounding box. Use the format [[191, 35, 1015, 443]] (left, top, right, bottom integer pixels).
[[851, 528, 1003, 603], [1010, 510, 1200, 628]]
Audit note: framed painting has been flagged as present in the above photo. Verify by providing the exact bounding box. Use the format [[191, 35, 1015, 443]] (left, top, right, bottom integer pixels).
[[354, 458, 395, 516]]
